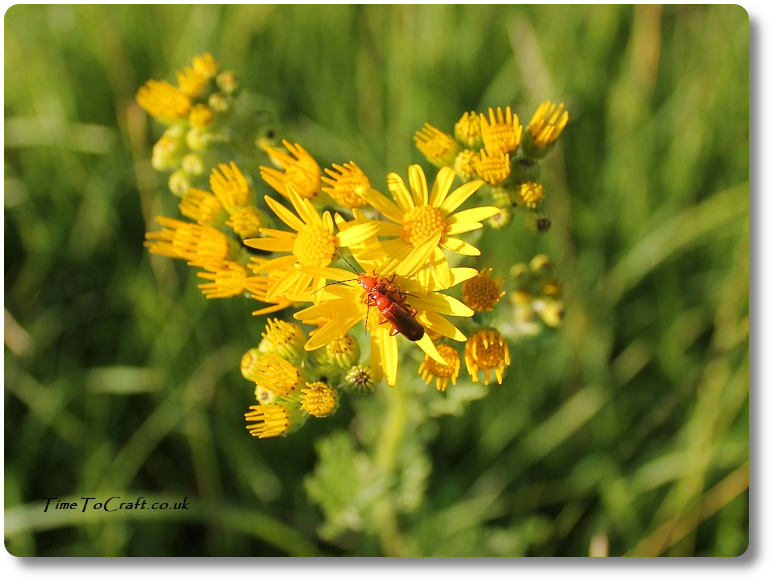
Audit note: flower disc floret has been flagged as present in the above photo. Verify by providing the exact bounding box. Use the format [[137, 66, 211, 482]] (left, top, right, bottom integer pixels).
[[401, 205, 448, 247], [480, 106, 522, 155], [462, 268, 505, 312], [250, 353, 302, 398], [294, 223, 337, 267], [454, 111, 483, 149], [322, 162, 371, 208], [418, 344, 461, 391], [244, 404, 293, 439], [300, 382, 339, 418], [414, 123, 460, 167], [465, 329, 511, 385]]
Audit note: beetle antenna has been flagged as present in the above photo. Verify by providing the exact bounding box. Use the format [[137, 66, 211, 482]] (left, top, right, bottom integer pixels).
[[335, 247, 362, 275], [311, 277, 360, 295]]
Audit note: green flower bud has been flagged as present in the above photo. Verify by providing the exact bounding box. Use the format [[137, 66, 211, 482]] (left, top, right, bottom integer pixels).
[[168, 168, 192, 197], [510, 156, 541, 183], [181, 153, 205, 176], [343, 365, 376, 395]]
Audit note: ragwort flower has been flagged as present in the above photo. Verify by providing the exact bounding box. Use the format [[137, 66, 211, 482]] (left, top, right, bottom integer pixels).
[[292, 249, 477, 387], [356, 164, 499, 289], [260, 140, 322, 200], [244, 188, 377, 300]]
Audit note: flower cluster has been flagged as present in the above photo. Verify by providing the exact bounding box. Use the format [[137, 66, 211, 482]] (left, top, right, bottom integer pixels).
[[415, 102, 569, 232], [508, 254, 566, 335], [138, 55, 568, 439]]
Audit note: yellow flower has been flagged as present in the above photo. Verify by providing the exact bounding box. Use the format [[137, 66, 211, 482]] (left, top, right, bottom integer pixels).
[[192, 53, 218, 80], [517, 181, 544, 208], [525, 101, 569, 156], [244, 404, 298, 439], [292, 254, 477, 387], [144, 216, 235, 267], [453, 150, 480, 181], [418, 343, 461, 391], [465, 329, 510, 385], [179, 188, 227, 226], [177, 53, 218, 98], [210, 162, 254, 212], [244, 258, 294, 316], [322, 162, 371, 208], [247, 353, 303, 398], [136, 80, 191, 121], [479, 106, 522, 155], [300, 382, 339, 417], [244, 188, 377, 300], [461, 268, 505, 313], [189, 104, 215, 128], [259, 318, 307, 362], [260, 140, 322, 200], [356, 165, 498, 289], [196, 261, 247, 299], [227, 206, 264, 239], [454, 111, 483, 149], [414, 123, 460, 167], [475, 148, 511, 185]]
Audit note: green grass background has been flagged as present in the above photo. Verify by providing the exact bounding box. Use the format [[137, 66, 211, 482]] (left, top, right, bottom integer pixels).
[[4, 4, 748, 557]]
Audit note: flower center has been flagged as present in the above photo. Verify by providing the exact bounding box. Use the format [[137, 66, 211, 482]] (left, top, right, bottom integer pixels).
[[294, 224, 336, 267], [401, 205, 447, 247]]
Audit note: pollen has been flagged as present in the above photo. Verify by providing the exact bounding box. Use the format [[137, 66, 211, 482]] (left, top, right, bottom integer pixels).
[[465, 329, 511, 386], [480, 106, 522, 155], [210, 162, 253, 212], [475, 149, 511, 185], [245, 404, 291, 439], [135, 79, 191, 121], [401, 205, 448, 247], [250, 353, 302, 398], [418, 344, 461, 391], [300, 382, 339, 418], [414, 123, 460, 167], [462, 268, 505, 313], [518, 181, 544, 208], [322, 162, 371, 208], [293, 223, 337, 267], [196, 261, 247, 299], [454, 111, 483, 149], [227, 206, 264, 239]]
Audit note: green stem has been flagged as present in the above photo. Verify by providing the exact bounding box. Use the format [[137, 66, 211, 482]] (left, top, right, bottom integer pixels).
[[374, 379, 408, 556]]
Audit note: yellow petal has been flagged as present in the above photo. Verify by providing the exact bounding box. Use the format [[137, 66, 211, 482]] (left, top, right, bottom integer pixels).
[[256, 228, 296, 240], [441, 237, 481, 256], [294, 298, 353, 321], [386, 172, 415, 212], [304, 316, 361, 350], [252, 254, 297, 273], [358, 186, 405, 223], [429, 167, 456, 208], [395, 231, 441, 277], [417, 311, 467, 342], [245, 237, 295, 253], [264, 195, 305, 232], [446, 222, 483, 236], [448, 206, 501, 225], [415, 334, 449, 365], [408, 164, 429, 207], [338, 221, 382, 247], [413, 292, 474, 317], [439, 180, 484, 214]]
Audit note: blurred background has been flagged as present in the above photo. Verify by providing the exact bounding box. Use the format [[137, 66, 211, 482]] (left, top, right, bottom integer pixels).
[[4, 5, 748, 557]]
